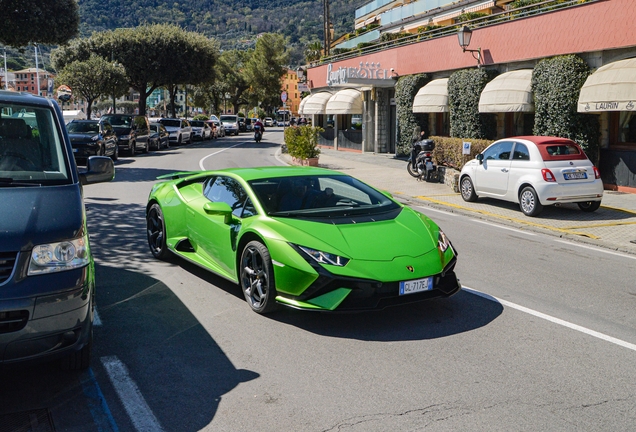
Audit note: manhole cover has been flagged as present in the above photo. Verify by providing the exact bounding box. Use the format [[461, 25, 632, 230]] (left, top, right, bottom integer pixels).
[[0, 409, 55, 432]]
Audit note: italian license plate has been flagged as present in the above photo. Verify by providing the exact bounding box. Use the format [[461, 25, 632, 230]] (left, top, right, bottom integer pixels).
[[399, 277, 433, 295], [564, 170, 587, 180], [72, 148, 78, 153]]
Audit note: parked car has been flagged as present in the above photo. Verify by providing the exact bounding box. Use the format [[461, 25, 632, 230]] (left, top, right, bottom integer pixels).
[[66, 119, 118, 162], [190, 120, 212, 141], [220, 115, 240, 136], [209, 114, 220, 123], [100, 114, 151, 156], [264, 117, 274, 127], [212, 120, 225, 137], [149, 122, 170, 150], [159, 118, 192, 145], [459, 136, 604, 217], [146, 166, 460, 314], [0, 90, 114, 369]]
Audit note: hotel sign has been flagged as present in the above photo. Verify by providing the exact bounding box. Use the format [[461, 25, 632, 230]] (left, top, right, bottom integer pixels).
[[583, 101, 635, 111], [326, 62, 393, 86]]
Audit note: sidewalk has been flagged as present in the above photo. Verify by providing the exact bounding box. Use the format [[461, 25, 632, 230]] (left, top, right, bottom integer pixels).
[[280, 146, 636, 256]]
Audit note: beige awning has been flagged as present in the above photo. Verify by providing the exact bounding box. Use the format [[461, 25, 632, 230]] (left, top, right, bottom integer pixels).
[[302, 92, 333, 115], [479, 69, 534, 113], [298, 96, 309, 116], [412, 78, 449, 113], [325, 89, 363, 115], [578, 57, 636, 112]]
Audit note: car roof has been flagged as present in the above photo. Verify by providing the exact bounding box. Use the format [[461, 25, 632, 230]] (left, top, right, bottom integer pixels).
[[510, 136, 588, 161], [512, 136, 575, 145], [0, 90, 55, 108]]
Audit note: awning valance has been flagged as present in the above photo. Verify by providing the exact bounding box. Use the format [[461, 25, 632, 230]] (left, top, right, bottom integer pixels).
[[298, 96, 309, 116], [325, 89, 363, 115], [479, 69, 534, 113], [302, 92, 333, 115], [412, 78, 449, 113], [578, 58, 636, 112]]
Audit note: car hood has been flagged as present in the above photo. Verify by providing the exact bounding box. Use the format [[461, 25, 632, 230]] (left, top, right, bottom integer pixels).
[[68, 132, 97, 141], [0, 184, 83, 252], [270, 208, 437, 260], [163, 126, 180, 132], [112, 127, 133, 136]]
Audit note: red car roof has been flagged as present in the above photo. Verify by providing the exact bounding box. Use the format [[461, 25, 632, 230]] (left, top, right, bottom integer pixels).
[[513, 136, 588, 161]]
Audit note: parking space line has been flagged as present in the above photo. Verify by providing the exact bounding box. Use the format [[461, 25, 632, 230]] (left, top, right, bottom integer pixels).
[[463, 286, 636, 352], [81, 368, 119, 432], [94, 308, 102, 326], [101, 356, 164, 432]]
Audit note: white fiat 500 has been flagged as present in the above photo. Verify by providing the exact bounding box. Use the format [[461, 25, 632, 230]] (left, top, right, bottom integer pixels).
[[459, 136, 603, 217]]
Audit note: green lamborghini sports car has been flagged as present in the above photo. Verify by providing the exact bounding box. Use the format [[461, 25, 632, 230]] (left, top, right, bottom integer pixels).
[[146, 166, 460, 314]]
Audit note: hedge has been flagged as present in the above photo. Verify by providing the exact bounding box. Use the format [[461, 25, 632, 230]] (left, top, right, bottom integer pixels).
[[431, 136, 493, 169], [395, 74, 429, 156], [448, 68, 497, 140]]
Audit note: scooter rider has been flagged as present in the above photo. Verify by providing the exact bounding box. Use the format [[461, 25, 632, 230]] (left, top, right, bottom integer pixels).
[[254, 118, 265, 134]]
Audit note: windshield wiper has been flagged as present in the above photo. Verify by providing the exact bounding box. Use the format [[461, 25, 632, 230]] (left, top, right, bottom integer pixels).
[[0, 177, 42, 187]]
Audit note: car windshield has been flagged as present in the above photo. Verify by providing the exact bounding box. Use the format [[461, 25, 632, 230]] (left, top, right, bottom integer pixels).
[[150, 124, 160, 132], [67, 122, 99, 134], [159, 119, 181, 128], [220, 116, 236, 123], [0, 102, 71, 184], [101, 115, 131, 127], [249, 175, 400, 217], [190, 121, 204, 127]]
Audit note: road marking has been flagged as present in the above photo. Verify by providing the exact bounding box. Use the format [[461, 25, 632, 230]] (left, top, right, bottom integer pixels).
[[415, 205, 459, 216], [470, 219, 536, 235], [198, 142, 248, 170], [463, 286, 636, 352], [94, 308, 102, 326], [101, 356, 165, 432], [81, 368, 119, 432], [554, 239, 636, 260]]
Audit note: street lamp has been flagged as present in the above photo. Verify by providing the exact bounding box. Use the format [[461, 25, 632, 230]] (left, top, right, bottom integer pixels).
[[296, 66, 305, 83], [457, 26, 482, 68]]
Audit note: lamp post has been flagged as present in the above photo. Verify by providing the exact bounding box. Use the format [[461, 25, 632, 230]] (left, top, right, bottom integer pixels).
[[296, 66, 305, 83], [457, 26, 482, 68], [34, 43, 41, 96], [2, 46, 8, 91]]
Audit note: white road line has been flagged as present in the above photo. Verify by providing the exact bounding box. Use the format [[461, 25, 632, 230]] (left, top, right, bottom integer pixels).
[[462, 286, 636, 353], [470, 219, 537, 235], [199, 141, 248, 170], [554, 239, 636, 260], [101, 356, 164, 432], [94, 308, 102, 326], [416, 205, 459, 216]]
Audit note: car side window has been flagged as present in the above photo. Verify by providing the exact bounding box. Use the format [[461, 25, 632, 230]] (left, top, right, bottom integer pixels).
[[203, 176, 252, 217], [483, 141, 514, 161], [512, 143, 530, 160]]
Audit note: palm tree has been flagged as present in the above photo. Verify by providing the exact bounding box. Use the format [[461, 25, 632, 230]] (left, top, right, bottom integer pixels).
[[304, 41, 323, 63]]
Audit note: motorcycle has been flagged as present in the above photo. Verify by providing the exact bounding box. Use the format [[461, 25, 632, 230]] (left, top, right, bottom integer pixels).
[[407, 139, 437, 181], [254, 125, 262, 143]]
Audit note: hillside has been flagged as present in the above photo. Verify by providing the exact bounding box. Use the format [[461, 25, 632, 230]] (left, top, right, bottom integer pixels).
[[76, 0, 367, 65]]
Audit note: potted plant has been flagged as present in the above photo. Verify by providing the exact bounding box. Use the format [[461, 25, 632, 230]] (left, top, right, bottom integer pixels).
[[284, 125, 323, 166]]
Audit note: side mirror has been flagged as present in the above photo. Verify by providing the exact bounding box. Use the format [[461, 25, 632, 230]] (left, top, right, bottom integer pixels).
[[80, 156, 115, 185], [203, 201, 233, 224], [476, 153, 484, 165]]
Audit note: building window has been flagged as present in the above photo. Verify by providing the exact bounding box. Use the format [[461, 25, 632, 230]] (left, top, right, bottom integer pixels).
[[609, 112, 636, 149]]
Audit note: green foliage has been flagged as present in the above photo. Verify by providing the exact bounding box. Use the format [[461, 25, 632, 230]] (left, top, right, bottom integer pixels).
[[448, 68, 497, 140], [455, 12, 490, 23], [380, 32, 411, 43], [55, 54, 127, 119], [193, 114, 208, 121], [246, 33, 289, 110], [395, 74, 429, 156], [430, 136, 494, 169], [0, 0, 79, 47], [532, 54, 600, 163], [237, 112, 246, 118], [285, 125, 323, 159]]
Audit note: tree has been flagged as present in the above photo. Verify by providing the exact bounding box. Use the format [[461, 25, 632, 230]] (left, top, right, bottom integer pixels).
[[51, 24, 218, 115], [245, 33, 288, 110], [0, 0, 79, 47], [55, 55, 128, 120], [304, 41, 323, 63], [215, 50, 252, 114]]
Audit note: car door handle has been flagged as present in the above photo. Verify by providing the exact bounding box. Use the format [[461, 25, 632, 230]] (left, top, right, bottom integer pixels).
[[501, 168, 509, 173]]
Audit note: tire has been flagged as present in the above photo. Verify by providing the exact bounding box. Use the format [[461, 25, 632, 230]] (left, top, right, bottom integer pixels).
[[406, 161, 419, 177], [111, 144, 119, 161], [177, 135, 182, 146], [519, 186, 543, 217], [460, 176, 478, 202], [60, 327, 92, 371], [240, 240, 278, 314], [578, 201, 601, 212], [147, 203, 171, 260]]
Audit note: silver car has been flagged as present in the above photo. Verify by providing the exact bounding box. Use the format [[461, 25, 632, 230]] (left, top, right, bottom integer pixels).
[[159, 118, 192, 145]]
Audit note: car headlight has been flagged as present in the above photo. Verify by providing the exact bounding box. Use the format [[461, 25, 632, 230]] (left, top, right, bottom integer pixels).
[[120, 135, 131, 140], [297, 245, 350, 267], [91, 134, 100, 142], [28, 235, 90, 275], [438, 229, 450, 253]]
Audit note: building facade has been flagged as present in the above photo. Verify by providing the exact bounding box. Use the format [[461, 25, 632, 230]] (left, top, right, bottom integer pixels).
[[305, 0, 636, 192], [12, 68, 55, 97]]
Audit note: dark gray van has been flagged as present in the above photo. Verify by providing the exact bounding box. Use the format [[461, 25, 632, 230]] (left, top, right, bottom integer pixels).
[[0, 91, 114, 369]]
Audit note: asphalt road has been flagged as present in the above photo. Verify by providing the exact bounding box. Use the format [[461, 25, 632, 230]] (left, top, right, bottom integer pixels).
[[1, 129, 635, 432]]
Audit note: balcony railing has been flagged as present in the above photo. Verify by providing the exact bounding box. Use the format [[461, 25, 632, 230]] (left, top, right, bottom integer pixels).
[[318, 0, 599, 66]]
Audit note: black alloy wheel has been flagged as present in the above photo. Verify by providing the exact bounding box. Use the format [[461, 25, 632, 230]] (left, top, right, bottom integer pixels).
[[147, 203, 170, 260], [578, 201, 601, 212], [240, 241, 278, 314]]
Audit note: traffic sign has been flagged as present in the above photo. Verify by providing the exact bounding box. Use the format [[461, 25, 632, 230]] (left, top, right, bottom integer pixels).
[[281, 91, 288, 102]]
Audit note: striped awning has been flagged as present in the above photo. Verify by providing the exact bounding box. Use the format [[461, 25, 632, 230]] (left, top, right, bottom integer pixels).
[[325, 89, 363, 115], [302, 92, 333, 115], [578, 58, 636, 112], [412, 78, 449, 113], [479, 69, 534, 113]]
